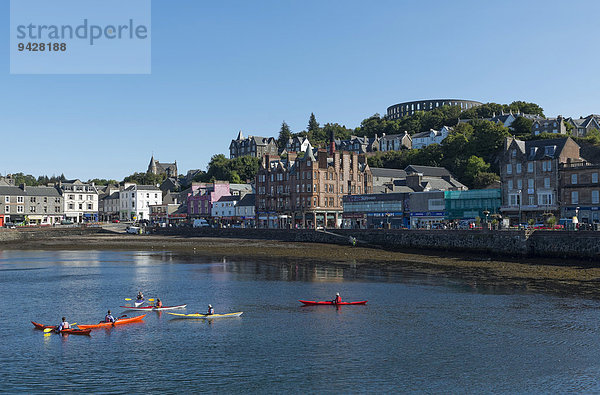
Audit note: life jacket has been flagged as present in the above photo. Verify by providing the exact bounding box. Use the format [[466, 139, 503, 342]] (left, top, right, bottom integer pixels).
[[105, 315, 114, 323], [61, 322, 70, 330], [208, 308, 214, 315], [156, 301, 162, 308], [334, 296, 342, 304]]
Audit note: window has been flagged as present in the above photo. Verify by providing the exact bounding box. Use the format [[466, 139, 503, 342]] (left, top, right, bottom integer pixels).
[[528, 162, 534, 173], [4, 196, 8, 203], [528, 179, 534, 189], [5, 206, 9, 213], [511, 149, 516, 157], [517, 179, 522, 189], [571, 191, 579, 204], [571, 174, 578, 184], [68, 203, 74, 210], [79, 204, 83, 210], [528, 195, 535, 205], [544, 178, 550, 189], [17, 196, 24, 203], [593, 173, 599, 184], [538, 193, 553, 206], [516, 163, 522, 174], [592, 190, 599, 204], [507, 164, 512, 175], [509, 194, 520, 206], [547, 161, 552, 171], [88, 204, 93, 210], [17, 205, 24, 213], [79, 195, 83, 200], [508, 180, 513, 190]]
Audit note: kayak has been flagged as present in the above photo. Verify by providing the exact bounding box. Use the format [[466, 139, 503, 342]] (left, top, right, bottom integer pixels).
[[78, 314, 146, 329], [31, 321, 91, 335], [134, 299, 145, 307], [166, 312, 243, 319], [119, 304, 187, 311], [299, 300, 368, 306]]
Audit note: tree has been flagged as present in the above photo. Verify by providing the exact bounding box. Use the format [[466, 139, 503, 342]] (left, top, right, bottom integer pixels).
[[123, 172, 166, 185], [506, 101, 544, 117], [307, 112, 319, 133], [277, 121, 292, 150], [510, 116, 533, 137]]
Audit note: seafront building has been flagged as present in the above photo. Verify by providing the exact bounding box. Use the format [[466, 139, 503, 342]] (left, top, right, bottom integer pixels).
[[119, 183, 162, 221], [255, 148, 373, 229], [499, 137, 583, 224], [559, 161, 600, 224], [187, 181, 232, 219], [58, 179, 99, 223], [0, 185, 63, 226], [342, 188, 500, 229]]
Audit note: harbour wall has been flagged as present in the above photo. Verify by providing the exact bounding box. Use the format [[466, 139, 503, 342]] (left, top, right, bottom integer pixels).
[[156, 228, 600, 260]]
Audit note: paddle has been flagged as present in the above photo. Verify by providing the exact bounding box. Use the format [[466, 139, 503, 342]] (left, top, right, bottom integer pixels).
[[125, 298, 132, 301], [44, 323, 77, 333]]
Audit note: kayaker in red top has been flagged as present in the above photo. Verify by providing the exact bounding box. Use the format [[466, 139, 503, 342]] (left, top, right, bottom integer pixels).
[[207, 304, 214, 315], [105, 310, 115, 323], [58, 317, 70, 332], [333, 293, 342, 304], [155, 299, 163, 308]]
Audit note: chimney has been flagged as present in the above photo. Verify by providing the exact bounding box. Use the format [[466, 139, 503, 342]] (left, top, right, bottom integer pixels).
[[329, 129, 335, 156], [406, 173, 423, 191], [318, 149, 328, 169]]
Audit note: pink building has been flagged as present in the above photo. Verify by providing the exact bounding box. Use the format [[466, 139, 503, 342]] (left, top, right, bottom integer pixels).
[[187, 182, 231, 218]]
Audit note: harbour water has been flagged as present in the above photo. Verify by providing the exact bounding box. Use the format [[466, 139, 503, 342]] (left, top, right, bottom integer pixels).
[[1, 249, 600, 393]]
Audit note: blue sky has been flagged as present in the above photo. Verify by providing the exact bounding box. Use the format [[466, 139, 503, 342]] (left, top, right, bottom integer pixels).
[[2, 0, 599, 181]]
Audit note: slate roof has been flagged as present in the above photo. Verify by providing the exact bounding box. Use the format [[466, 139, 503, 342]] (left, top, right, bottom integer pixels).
[[0, 185, 61, 197], [124, 185, 160, 191], [237, 193, 256, 207], [404, 165, 452, 178], [371, 168, 407, 179], [216, 195, 239, 203]]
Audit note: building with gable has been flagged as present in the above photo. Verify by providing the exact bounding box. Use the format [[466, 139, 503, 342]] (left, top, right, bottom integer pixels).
[[229, 131, 278, 159], [148, 155, 178, 178]]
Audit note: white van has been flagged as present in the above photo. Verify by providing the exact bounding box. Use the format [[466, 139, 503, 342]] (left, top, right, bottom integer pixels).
[[193, 219, 210, 228], [126, 226, 141, 234]]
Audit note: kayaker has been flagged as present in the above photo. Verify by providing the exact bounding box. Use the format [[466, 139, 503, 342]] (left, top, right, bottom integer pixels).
[[57, 317, 70, 332], [207, 304, 214, 315], [155, 299, 163, 308], [136, 291, 144, 301], [333, 293, 342, 304], [104, 310, 116, 323]]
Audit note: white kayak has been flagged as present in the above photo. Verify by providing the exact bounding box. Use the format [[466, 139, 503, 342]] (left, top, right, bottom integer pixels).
[[134, 299, 145, 307], [166, 312, 243, 319], [119, 304, 187, 311]]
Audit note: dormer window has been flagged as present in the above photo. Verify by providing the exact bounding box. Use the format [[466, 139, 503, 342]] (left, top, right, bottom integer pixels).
[[530, 147, 537, 157], [544, 146, 556, 156], [511, 149, 516, 158]]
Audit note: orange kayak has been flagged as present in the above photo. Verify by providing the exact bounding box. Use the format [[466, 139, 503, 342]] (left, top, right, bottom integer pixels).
[[78, 314, 146, 329]]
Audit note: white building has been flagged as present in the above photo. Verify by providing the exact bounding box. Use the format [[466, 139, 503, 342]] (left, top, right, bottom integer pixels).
[[412, 126, 452, 149], [59, 180, 99, 223], [119, 184, 162, 221], [211, 195, 239, 223], [235, 193, 255, 227]]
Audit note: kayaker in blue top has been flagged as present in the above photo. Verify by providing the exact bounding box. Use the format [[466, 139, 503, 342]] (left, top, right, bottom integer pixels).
[[333, 293, 342, 304], [58, 317, 70, 331], [207, 304, 214, 315], [105, 310, 115, 323]]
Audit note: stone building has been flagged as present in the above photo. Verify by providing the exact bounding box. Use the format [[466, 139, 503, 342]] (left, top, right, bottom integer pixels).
[[148, 155, 177, 178], [387, 99, 482, 120], [559, 161, 600, 224], [255, 148, 373, 229], [379, 132, 412, 151], [229, 131, 278, 159], [531, 116, 567, 136], [499, 137, 582, 224], [565, 114, 600, 138]]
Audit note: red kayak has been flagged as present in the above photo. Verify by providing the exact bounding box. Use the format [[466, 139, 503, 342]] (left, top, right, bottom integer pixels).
[[299, 300, 368, 306], [31, 321, 91, 335]]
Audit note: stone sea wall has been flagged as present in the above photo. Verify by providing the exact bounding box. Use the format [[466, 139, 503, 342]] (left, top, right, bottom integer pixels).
[[156, 227, 600, 260], [0, 227, 104, 243]]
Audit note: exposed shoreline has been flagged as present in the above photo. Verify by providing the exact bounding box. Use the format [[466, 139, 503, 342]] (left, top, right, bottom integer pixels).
[[4, 232, 600, 299]]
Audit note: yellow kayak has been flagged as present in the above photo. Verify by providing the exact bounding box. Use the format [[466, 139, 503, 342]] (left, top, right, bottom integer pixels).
[[166, 312, 243, 319]]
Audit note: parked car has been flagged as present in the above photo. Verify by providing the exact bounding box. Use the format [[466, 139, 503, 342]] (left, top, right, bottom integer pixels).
[[4, 222, 16, 229], [61, 220, 74, 225], [111, 219, 120, 223]]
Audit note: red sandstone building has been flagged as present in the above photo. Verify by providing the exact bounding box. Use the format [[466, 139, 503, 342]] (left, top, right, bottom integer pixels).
[[256, 148, 373, 229]]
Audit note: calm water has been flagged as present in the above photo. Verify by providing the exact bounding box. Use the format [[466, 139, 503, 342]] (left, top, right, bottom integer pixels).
[[1, 249, 600, 393]]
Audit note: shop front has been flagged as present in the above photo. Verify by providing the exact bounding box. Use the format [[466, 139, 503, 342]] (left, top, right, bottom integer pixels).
[[367, 212, 405, 229], [257, 212, 278, 228], [410, 211, 446, 229]]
